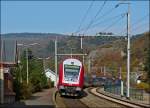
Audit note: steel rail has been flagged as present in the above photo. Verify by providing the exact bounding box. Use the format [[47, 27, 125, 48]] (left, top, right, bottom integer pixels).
[[89, 87, 149, 108]]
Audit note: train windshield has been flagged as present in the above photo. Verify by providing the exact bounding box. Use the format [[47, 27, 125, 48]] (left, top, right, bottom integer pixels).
[[64, 65, 80, 82]]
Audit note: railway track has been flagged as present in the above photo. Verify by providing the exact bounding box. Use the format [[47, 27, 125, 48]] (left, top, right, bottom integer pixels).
[[81, 88, 126, 108], [54, 88, 125, 108], [54, 87, 149, 108], [54, 91, 88, 108], [89, 87, 150, 108]]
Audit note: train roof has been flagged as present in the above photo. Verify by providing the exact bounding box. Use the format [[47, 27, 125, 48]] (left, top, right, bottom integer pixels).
[[63, 58, 82, 66]]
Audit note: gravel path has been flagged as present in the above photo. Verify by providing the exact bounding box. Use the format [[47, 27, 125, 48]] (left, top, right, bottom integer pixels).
[[1, 88, 55, 108], [24, 89, 54, 105]]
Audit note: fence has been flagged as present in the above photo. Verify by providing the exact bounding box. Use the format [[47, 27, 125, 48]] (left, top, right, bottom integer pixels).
[[104, 79, 144, 100]]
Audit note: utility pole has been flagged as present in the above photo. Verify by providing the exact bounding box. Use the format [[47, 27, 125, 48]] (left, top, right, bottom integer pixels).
[[104, 66, 106, 76], [17, 47, 22, 83], [71, 48, 75, 58], [55, 37, 58, 87], [126, 3, 130, 99], [80, 34, 83, 49], [81, 34, 85, 65], [101, 67, 103, 73], [81, 36, 83, 49], [17, 43, 39, 85], [119, 67, 122, 79], [82, 55, 85, 65], [20, 65, 23, 83], [119, 66, 124, 97], [0, 40, 4, 104], [119, 67, 124, 97], [43, 59, 46, 71], [88, 57, 91, 75], [115, 2, 131, 99], [71, 48, 72, 58], [37, 57, 50, 71], [26, 47, 29, 85], [0, 65, 4, 104]]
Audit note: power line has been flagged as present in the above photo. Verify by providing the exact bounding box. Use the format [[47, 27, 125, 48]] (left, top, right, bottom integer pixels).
[[87, 1, 134, 35], [75, 0, 95, 34], [91, 0, 127, 25], [77, 1, 121, 35], [83, 0, 107, 34], [88, 13, 126, 32], [119, 23, 150, 35], [94, 6, 116, 24], [118, 22, 149, 36], [101, 13, 126, 32], [75, 13, 126, 34], [117, 14, 149, 35]]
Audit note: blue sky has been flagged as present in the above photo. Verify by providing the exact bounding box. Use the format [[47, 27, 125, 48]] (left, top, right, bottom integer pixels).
[[1, 1, 149, 35]]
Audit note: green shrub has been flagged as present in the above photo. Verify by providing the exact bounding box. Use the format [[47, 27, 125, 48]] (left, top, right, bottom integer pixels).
[[20, 81, 32, 99], [30, 76, 43, 93], [51, 81, 54, 87], [13, 80, 21, 100], [33, 83, 42, 93]]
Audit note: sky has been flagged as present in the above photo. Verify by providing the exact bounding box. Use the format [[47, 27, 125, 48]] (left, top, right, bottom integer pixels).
[[1, 0, 149, 35]]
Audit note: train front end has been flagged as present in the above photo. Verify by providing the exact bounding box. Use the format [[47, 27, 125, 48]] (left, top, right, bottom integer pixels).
[[58, 58, 84, 96]]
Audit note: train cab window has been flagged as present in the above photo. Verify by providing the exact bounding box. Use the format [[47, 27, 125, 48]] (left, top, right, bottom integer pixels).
[[64, 65, 80, 82]]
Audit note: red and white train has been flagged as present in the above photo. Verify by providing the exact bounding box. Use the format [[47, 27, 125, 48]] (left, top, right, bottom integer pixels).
[[57, 58, 84, 96]]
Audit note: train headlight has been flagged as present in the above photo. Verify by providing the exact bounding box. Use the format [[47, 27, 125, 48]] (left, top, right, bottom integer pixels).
[[76, 87, 81, 91]]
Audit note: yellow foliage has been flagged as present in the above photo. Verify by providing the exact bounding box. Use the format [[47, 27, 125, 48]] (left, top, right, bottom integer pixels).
[[136, 82, 150, 92]]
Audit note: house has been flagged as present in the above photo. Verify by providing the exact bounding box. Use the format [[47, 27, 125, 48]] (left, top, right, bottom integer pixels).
[[0, 39, 18, 104], [45, 68, 57, 86]]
